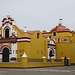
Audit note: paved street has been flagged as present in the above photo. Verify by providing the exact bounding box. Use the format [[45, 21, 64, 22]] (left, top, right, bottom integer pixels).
[[0, 66, 75, 75]]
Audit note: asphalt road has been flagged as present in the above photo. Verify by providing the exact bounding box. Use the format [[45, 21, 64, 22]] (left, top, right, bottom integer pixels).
[[0, 66, 75, 75]]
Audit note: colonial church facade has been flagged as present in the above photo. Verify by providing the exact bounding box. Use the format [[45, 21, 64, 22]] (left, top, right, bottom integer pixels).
[[0, 13, 75, 65], [1, 14, 74, 63], [0, 14, 56, 62], [42, 19, 75, 63], [0, 14, 17, 62]]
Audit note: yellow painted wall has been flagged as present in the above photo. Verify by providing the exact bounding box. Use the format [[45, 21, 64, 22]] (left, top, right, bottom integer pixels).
[[13, 25, 23, 37], [29, 31, 48, 59], [17, 30, 48, 62], [70, 43, 75, 63], [56, 43, 71, 59], [70, 36, 75, 42], [17, 42, 30, 62], [50, 31, 72, 42], [56, 42, 75, 63]]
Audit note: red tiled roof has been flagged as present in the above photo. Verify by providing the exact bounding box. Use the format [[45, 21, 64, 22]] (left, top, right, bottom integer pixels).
[[14, 25, 36, 34], [50, 26, 73, 33], [19, 29, 24, 33], [27, 31, 36, 34], [42, 34, 49, 38], [50, 26, 66, 33]]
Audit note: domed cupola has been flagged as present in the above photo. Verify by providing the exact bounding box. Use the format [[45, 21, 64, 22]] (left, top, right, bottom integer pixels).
[[50, 19, 71, 33]]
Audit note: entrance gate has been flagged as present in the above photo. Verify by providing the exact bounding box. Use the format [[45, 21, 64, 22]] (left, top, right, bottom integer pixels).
[[2, 48, 9, 62]]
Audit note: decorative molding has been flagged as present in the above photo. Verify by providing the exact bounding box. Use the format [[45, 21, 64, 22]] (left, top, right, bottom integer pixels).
[[17, 39, 30, 42], [0, 37, 31, 43], [1, 45, 11, 53], [10, 57, 16, 60]]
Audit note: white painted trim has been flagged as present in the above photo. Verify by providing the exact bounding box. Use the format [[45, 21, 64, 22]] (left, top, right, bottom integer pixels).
[[11, 43, 17, 58], [2, 23, 12, 38], [61, 57, 64, 59], [1, 46, 10, 53], [22, 52, 27, 58], [51, 57, 54, 59], [17, 39, 30, 41], [42, 56, 46, 59], [67, 58, 70, 59], [0, 55, 2, 62], [24, 27, 27, 32], [48, 48, 56, 59], [11, 43, 13, 57]]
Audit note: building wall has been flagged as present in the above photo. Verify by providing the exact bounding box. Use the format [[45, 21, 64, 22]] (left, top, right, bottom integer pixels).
[[29, 31, 48, 59], [50, 32, 72, 42], [17, 42, 30, 62], [56, 42, 75, 63], [13, 25, 23, 37], [70, 43, 75, 63], [17, 31, 48, 62], [70, 36, 75, 42]]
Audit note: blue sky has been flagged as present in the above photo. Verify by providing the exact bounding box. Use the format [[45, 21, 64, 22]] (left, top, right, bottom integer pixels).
[[0, 0, 75, 31]]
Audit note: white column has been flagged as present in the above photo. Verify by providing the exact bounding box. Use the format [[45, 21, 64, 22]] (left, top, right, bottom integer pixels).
[[13, 43, 16, 57], [48, 48, 50, 59], [14, 43, 16, 55], [11, 43, 17, 58], [13, 43, 14, 57], [54, 48, 56, 59], [10, 25, 12, 36], [14, 43, 17, 57], [11, 43, 14, 57]]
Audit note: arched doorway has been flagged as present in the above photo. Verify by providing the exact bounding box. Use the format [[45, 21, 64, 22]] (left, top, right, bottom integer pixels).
[[5, 28, 9, 38], [49, 48, 54, 58], [50, 50, 52, 58], [2, 48, 9, 62]]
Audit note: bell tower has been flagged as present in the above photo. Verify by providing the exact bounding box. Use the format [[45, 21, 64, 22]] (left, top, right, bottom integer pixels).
[[2, 13, 15, 38]]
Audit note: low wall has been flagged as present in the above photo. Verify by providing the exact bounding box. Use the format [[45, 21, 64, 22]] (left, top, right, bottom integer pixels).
[[0, 62, 63, 68], [0, 62, 22, 68], [0, 57, 70, 68]]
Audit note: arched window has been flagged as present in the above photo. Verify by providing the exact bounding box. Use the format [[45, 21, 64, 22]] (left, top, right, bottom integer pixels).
[[53, 32, 56, 36], [37, 33, 40, 39], [5, 28, 9, 38]]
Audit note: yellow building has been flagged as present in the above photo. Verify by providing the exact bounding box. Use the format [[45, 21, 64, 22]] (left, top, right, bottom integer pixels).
[[42, 19, 75, 43], [55, 35, 75, 64], [56, 41, 75, 64], [42, 19, 75, 64], [0, 14, 48, 62], [0, 13, 75, 65]]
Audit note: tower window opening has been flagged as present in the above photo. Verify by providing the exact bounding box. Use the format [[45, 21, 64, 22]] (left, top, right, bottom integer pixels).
[[5, 28, 9, 38]]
